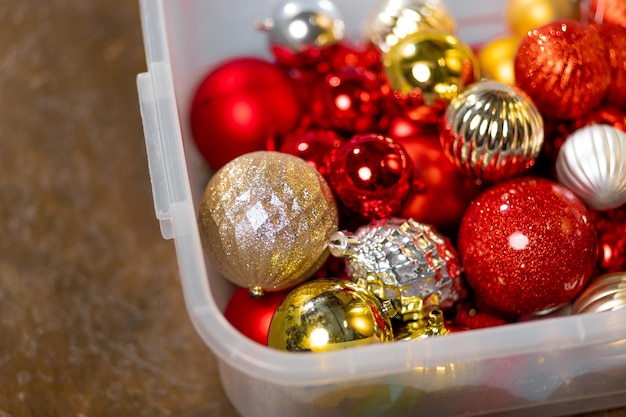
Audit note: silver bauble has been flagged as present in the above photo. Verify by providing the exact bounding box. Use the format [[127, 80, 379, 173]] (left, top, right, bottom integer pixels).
[[572, 272, 626, 314], [556, 124, 626, 211], [257, 0, 345, 53]]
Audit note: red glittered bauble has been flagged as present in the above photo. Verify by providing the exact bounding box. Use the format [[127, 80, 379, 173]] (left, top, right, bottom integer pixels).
[[585, 0, 626, 28], [224, 287, 289, 345], [328, 133, 413, 220], [190, 57, 302, 170], [514, 20, 610, 120], [396, 131, 484, 237], [596, 23, 626, 108], [458, 177, 598, 316], [279, 129, 344, 177], [311, 66, 384, 135]]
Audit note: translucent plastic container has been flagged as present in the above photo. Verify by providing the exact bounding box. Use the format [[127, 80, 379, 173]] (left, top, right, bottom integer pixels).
[[136, 1, 626, 416]]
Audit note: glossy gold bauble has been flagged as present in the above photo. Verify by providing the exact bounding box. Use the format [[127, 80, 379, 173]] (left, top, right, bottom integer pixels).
[[199, 151, 338, 297], [382, 31, 480, 104], [478, 35, 520, 85], [506, 0, 580, 36], [267, 279, 395, 351]]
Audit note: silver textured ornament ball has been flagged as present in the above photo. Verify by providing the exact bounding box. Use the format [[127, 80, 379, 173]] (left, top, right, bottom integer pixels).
[[256, 0, 345, 53], [556, 124, 626, 211], [439, 80, 544, 182], [328, 217, 466, 321], [572, 272, 626, 314]]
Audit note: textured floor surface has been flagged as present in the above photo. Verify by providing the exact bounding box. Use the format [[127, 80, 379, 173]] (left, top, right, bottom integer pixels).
[[0, 1, 624, 417]]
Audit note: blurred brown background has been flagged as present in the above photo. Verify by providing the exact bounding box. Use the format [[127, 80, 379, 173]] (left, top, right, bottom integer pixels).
[[0, 1, 624, 416]]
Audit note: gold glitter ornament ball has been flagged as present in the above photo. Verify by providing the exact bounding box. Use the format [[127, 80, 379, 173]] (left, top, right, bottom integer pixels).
[[505, 0, 580, 36], [267, 279, 395, 351], [199, 151, 339, 297], [382, 31, 480, 104], [478, 35, 520, 85]]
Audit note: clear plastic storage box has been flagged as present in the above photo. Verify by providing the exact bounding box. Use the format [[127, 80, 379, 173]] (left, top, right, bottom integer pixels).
[[136, 0, 626, 416]]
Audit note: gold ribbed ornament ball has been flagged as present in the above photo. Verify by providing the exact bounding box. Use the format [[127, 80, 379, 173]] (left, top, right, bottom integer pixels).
[[382, 31, 480, 104], [198, 151, 339, 297], [267, 279, 395, 351]]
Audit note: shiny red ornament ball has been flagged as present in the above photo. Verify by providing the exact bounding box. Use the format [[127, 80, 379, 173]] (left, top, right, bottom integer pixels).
[[596, 23, 626, 109], [585, 0, 626, 28], [279, 129, 344, 177], [591, 205, 626, 274], [458, 177, 598, 316], [327, 133, 413, 220], [514, 20, 610, 120], [396, 131, 484, 237], [190, 57, 302, 170], [311, 66, 384, 135], [224, 287, 289, 345]]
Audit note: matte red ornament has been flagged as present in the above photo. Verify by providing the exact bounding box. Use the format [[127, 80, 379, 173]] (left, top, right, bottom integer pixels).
[[591, 205, 626, 274], [327, 133, 413, 220], [458, 177, 598, 316], [224, 287, 289, 345], [311, 66, 384, 135], [596, 23, 626, 109], [278, 129, 344, 177], [190, 57, 302, 170], [396, 131, 484, 237], [514, 20, 610, 120]]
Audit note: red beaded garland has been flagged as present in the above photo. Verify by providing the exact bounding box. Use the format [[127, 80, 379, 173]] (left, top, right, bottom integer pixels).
[[458, 177, 598, 316]]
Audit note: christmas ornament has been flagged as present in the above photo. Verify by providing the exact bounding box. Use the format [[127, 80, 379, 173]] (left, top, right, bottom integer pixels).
[[256, 0, 345, 67], [394, 308, 450, 341], [267, 279, 395, 351], [592, 205, 626, 273], [327, 133, 413, 219], [477, 35, 520, 85], [328, 217, 465, 321], [505, 0, 580, 36], [382, 31, 480, 105], [514, 20, 610, 120], [596, 23, 626, 109], [440, 80, 544, 182], [458, 177, 598, 316], [190, 57, 302, 170], [364, 0, 457, 53], [311, 66, 384, 134], [198, 151, 339, 296], [571, 272, 626, 314], [396, 131, 484, 236], [279, 129, 343, 177], [583, 0, 626, 28], [224, 287, 289, 345], [556, 124, 626, 211]]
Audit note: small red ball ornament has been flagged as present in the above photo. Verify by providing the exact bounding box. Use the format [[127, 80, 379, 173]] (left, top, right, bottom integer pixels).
[[458, 177, 598, 316], [224, 287, 289, 345], [514, 20, 610, 120], [327, 133, 413, 220], [396, 132, 484, 237], [279, 129, 344, 177], [190, 57, 302, 170], [591, 205, 626, 274], [311, 66, 384, 135], [596, 23, 626, 109]]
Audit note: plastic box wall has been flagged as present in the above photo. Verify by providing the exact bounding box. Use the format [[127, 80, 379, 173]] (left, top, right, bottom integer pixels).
[[136, 1, 626, 416]]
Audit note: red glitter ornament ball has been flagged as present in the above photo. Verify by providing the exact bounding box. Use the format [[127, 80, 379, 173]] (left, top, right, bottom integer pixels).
[[224, 287, 289, 345], [396, 131, 484, 237], [311, 66, 384, 135], [190, 57, 302, 170], [458, 177, 598, 316], [585, 0, 626, 28], [327, 133, 413, 220], [514, 20, 610, 120], [596, 23, 626, 109], [279, 129, 344, 177]]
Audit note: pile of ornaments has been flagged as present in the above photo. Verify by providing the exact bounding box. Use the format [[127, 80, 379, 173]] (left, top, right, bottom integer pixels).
[[191, 0, 626, 351]]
